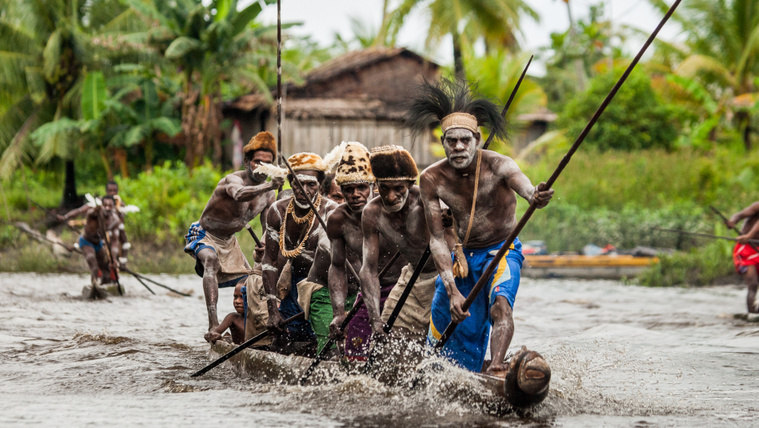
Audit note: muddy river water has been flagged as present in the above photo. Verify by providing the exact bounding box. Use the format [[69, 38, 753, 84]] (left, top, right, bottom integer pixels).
[[1, 272, 757, 427]]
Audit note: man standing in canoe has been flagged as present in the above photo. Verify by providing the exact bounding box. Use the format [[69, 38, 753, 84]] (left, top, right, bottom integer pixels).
[[409, 78, 553, 373], [726, 201, 759, 313], [258, 153, 338, 355], [185, 131, 282, 342], [326, 142, 405, 357], [59, 195, 123, 291], [359, 145, 440, 345]]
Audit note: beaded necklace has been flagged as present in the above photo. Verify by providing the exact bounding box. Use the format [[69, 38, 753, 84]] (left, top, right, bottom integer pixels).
[[279, 193, 322, 258]]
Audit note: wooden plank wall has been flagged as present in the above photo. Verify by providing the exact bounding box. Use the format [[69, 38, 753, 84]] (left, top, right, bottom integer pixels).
[[265, 116, 440, 168]]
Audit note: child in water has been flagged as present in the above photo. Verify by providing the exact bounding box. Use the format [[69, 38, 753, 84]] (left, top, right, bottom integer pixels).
[[204, 280, 246, 344]]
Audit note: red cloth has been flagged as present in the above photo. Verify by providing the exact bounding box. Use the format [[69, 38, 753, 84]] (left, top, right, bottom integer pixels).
[[733, 243, 759, 273]]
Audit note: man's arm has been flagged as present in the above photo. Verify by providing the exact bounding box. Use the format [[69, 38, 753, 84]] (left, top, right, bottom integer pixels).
[[728, 202, 759, 228], [358, 205, 386, 335], [261, 204, 285, 331], [225, 175, 283, 202], [58, 204, 91, 222], [419, 171, 470, 323], [326, 212, 349, 339], [500, 157, 553, 208]]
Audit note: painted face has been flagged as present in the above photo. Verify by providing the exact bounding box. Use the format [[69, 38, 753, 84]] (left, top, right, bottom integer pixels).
[[246, 150, 274, 182], [340, 183, 371, 212], [290, 170, 321, 208], [326, 180, 345, 205], [233, 283, 245, 314], [442, 128, 479, 169], [106, 184, 118, 196], [377, 180, 412, 213]]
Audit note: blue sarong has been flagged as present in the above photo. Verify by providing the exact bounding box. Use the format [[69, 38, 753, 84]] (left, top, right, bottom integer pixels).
[[78, 236, 103, 252], [279, 275, 316, 343], [427, 238, 523, 372]]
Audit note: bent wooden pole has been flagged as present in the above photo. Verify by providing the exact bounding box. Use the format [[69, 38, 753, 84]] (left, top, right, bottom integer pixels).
[[191, 312, 304, 378], [122, 267, 190, 297], [433, 0, 683, 354]]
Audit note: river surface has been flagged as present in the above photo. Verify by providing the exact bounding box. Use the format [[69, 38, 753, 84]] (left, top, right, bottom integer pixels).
[[1, 272, 757, 427]]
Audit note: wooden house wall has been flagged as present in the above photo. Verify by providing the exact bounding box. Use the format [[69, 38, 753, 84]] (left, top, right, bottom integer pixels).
[[264, 115, 438, 168]]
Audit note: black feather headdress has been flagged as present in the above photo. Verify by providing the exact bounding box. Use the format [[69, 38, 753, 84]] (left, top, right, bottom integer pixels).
[[405, 78, 506, 141]]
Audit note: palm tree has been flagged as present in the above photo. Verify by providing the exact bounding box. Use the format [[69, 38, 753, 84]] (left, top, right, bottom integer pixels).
[[647, 0, 759, 150], [121, 0, 277, 167], [0, 0, 136, 207], [385, 0, 538, 79]]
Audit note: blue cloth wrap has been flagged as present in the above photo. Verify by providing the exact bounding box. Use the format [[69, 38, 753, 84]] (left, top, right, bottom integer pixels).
[[278, 275, 316, 342], [78, 236, 103, 252], [427, 237, 523, 372]]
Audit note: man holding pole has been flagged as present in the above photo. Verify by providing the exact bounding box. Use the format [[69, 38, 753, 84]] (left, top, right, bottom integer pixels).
[[184, 131, 282, 341], [726, 201, 759, 313], [258, 153, 337, 355], [409, 78, 553, 373], [326, 142, 405, 357]]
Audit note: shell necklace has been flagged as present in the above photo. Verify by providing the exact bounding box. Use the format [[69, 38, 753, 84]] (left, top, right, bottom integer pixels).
[[279, 193, 322, 258]]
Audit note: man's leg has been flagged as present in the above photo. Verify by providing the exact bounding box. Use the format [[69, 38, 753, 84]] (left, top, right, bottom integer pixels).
[[745, 265, 758, 313], [196, 247, 221, 331], [487, 295, 514, 373], [82, 246, 100, 286]]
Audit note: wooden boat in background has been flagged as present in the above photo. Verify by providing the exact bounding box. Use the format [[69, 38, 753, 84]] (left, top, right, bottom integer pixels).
[[522, 254, 658, 280]]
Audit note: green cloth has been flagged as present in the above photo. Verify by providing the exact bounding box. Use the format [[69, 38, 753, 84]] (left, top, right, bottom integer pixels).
[[309, 288, 357, 353]]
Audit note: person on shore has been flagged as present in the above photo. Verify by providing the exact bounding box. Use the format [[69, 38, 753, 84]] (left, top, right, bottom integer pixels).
[[184, 131, 282, 340], [408, 78, 553, 373], [58, 195, 123, 288], [359, 145, 440, 349], [326, 143, 405, 358], [205, 279, 246, 345], [258, 153, 338, 356], [726, 201, 759, 313]]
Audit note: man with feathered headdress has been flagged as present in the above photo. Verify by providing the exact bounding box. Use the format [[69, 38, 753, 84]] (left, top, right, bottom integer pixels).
[[255, 152, 338, 355], [184, 131, 283, 343], [408, 78, 554, 373]]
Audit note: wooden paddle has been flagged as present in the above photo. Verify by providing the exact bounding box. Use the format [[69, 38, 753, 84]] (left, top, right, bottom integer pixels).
[[430, 0, 683, 357], [191, 311, 304, 378], [121, 267, 191, 297]]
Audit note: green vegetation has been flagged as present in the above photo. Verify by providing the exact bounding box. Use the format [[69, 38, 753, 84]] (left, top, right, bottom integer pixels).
[[2, 0, 758, 286]]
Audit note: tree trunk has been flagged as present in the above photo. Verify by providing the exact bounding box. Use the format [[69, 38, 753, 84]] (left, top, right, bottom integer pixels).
[[61, 160, 80, 209], [452, 31, 465, 80]]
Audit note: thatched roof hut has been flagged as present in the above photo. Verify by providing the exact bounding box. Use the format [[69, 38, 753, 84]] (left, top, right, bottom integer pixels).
[[224, 47, 440, 167]]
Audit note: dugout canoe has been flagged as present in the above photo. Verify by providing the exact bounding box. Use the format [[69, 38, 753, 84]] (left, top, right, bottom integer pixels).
[[522, 254, 658, 280], [207, 341, 550, 409]]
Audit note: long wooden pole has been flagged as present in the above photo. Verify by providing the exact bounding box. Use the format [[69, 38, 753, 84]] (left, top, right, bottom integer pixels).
[[276, 0, 283, 164], [482, 55, 533, 151], [433, 0, 683, 353], [654, 227, 759, 245], [709, 206, 759, 252]]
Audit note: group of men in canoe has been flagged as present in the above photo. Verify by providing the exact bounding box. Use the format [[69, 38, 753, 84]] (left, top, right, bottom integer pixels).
[[184, 77, 553, 375], [184, 76, 759, 374]]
